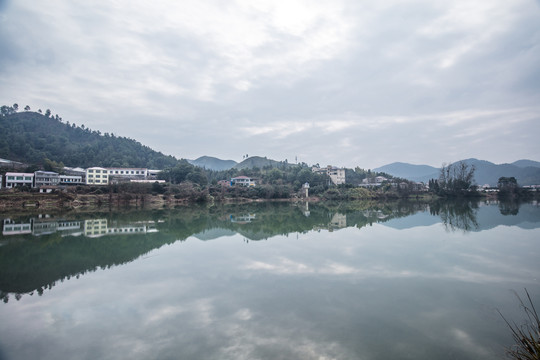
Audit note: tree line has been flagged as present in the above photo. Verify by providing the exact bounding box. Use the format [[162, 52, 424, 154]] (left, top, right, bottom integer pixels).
[[0, 107, 179, 169]]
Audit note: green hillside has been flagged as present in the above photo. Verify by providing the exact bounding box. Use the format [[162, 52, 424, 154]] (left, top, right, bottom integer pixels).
[[0, 109, 179, 169], [234, 156, 294, 170]]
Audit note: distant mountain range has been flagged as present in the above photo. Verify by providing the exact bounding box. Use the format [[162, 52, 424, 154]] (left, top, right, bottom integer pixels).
[[374, 158, 540, 186], [374, 162, 439, 181], [188, 155, 294, 171], [187, 156, 237, 171], [188, 155, 540, 186]]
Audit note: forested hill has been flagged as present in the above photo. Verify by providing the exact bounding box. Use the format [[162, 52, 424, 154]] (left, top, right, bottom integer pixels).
[[234, 156, 294, 170], [0, 110, 180, 169]]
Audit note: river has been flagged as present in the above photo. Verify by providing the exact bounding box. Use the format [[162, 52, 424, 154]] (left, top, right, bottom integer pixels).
[[0, 199, 539, 359]]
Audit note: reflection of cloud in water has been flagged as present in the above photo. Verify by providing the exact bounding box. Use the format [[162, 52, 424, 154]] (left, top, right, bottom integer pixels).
[[144, 304, 187, 325], [245, 257, 315, 274], [1, 202, 539, 359], [219, 325, 348, 360], [133, 295, 353, 359], [242, 256, 536, 285], [450, 328, 491, 358]]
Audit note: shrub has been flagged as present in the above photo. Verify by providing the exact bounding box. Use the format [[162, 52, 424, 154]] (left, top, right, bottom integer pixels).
[[499, 289, 540, 360]]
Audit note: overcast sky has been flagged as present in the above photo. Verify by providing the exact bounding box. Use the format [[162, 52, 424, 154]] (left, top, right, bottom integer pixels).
[[1, 0, 539, 168]]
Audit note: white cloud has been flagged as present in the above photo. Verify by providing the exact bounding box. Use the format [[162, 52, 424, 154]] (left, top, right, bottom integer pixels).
[[1, 0, 539, 166]]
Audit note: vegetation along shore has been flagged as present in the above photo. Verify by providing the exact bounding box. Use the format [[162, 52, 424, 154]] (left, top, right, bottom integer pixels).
[[1, 104, 538, 211]]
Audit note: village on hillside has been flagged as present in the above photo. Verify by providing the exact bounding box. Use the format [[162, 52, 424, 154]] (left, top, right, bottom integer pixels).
[[0, 156, 433, 195]]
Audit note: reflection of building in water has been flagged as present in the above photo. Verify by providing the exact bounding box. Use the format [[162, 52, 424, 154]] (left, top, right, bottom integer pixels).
[[362, 210, 389, 220], [106, 224, 150, 235], [32, 219, 59, 236], [85, 219, 160, 238], [304, 202, 310, 217], [84, 219, 108, 237], [229, 214, 256, 224], [329, 213, 347, 230], [57, 221, 84, 236], [2, 219, 32, 235], [3, 216, 83, 236], [2, 217, 159, 238], [313, 213, 347, 232]]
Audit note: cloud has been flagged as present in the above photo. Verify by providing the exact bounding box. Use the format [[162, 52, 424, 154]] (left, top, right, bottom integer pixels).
[[0, 0, 539, 167]]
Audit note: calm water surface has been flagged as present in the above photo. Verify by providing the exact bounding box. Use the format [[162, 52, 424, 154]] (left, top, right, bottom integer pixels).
[[0, 200, 539, 360]]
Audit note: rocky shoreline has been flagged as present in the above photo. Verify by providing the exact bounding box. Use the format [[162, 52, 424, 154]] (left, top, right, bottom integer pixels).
[[0, 191, 322, 213], [0, 192, 191, 212]]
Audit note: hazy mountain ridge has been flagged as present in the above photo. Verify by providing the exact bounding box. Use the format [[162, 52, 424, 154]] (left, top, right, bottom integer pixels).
[[511, 159, 540, 168], [375, 158, 540, 186], [372, 162, 439, 182], [188, 156, 237, 171]]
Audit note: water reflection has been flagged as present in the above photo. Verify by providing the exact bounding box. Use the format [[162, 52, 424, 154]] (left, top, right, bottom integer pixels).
[[2, 215, 161, 238], [0, 200, 539, 360], [1, 200, 539, 304], [498, 199, 521, 216], [429, 200, 480, 232]]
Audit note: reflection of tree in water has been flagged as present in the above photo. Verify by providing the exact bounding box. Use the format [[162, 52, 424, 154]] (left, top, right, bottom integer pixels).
[[429, 200, 479, 232], [0, 201, 433, 303], [0, 222, 184, 304], [498, 200, 520, 216]]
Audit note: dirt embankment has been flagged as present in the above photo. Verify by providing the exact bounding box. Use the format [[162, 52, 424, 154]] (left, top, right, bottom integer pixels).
[[0, 192, 189, 212]]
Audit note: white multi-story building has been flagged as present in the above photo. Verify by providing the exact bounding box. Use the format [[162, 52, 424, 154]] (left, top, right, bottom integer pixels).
[[34, 171, 60, 187], [4, 172, 34, 188], [85, 167, 109, 185], [312, 166, 346, 185], [106, 168, 148, 179], [231, 176, 256, 186], [63, 167, 86, 183], [59, 175, 84, 185]]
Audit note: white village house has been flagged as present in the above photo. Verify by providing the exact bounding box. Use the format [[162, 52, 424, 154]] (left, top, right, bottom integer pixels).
[[4, 172, 34, 188], [85, 167, 109, 185], [312, 166, 346, 185]]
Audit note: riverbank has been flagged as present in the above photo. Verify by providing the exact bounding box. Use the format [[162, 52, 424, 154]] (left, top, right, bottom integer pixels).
[[0, 190, 322, 212], [0, 192, 189, 212], [1, 184, 507, 213]]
